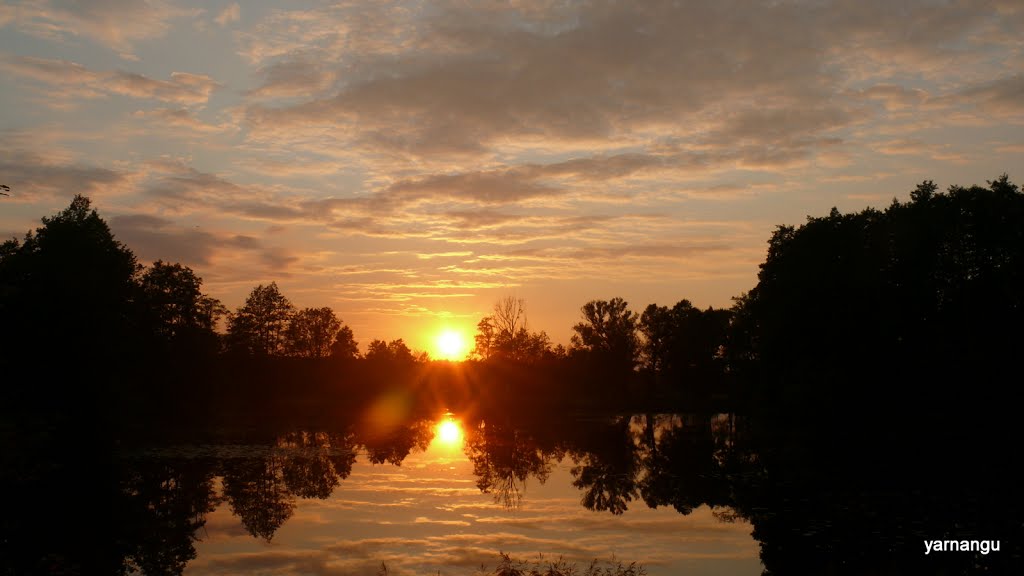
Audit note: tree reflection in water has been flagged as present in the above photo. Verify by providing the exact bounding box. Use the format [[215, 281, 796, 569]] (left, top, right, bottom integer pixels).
[[4, 406, 1020, 575], [463, 417, 559, 509], [221, 454, 295, 541]]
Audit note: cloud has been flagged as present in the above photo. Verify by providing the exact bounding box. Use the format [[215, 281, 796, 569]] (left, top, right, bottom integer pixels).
[[110, 213, 250, 265], [4, 0, 1022, 336], [132, 108, 235, 134], [380, 169, 562, 207], [856, 84, 930, 111], [237, 2, 809, 155], [108, 70, 219, 105], [233, 0, 1021, 187], [0, 149, 127, 201], [109, 213, 298, 274], [416, 251, 474, 260], [413, 516, 472, 526], [215, 2, 240, 27], [959, 74, 1024, 115], [235, 2, 416, 66], [237, 1, 830, 158], [714, 107, 855, 145], [251, 56, 338, 99], [4, 0, 199, 55], [0, 54, 219, 106]]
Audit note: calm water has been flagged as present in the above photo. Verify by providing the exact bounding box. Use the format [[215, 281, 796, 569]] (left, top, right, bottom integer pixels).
[[6, 407, 1018, 575], [176, 416, 760, 575], [116, 412, 762, 576]]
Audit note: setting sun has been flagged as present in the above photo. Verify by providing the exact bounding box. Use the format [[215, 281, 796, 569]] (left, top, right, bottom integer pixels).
[[435, 329, 470, 361]]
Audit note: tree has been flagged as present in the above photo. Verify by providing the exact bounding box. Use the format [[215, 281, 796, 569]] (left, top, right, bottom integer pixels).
[[285, 307, 341, 358], [227, 283, 294, 356], [570, 298, 639, 370], [638, 302, 679, 373], [0, 195, 140, 368], [472, 296, 552, 362], [138, 261, 223, 351], [330, 325, 360, 360], [731, 175, 1024, 443], [364, 338, 419, 364], [639, 300, 731, 402]]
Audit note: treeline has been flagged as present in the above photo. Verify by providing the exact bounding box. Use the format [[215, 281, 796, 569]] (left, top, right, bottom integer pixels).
[[0, 195, 730, 418], [4, 176, 1024, 575], [3, 175, 1024, 421]]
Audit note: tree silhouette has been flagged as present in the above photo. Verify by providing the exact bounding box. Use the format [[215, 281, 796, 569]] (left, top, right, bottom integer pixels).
[[732, 175, 1024, 429], [571, 298, 639, 373], [221, 455, 295, 541], [572, 298, 639, 361], [277, 431, 344, 499], [330, 325, 360, 360], [639, 301, 731, 404], [365, 338, 418, 364], [360, 419, 434, 465], [138, 260, 224, 353], [724, 176, 1024, 574], [226, 282, 294, 356], [0, 195, 140, 379], [472, 297, 552, 362], [286, 307, 342, 358], [568, 416, 640, 515], [464, 419, 555, 509], [120, 459, 219, 576], [638, 415, 732, 516]]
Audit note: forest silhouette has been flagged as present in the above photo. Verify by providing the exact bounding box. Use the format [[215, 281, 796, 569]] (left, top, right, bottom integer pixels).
[[2, 176, 1023, 575]]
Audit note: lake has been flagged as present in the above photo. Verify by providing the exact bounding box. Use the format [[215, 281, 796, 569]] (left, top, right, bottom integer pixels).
[[110, 412, 761, 576], [161, 412, 763, 575], [4, 401, 1019, 575]]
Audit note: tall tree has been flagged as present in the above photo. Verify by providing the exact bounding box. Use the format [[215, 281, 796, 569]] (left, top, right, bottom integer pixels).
[[138, 260, 223, 352], [639, 300, 731, 402], [285, 307, 341, 358], [570, 297, 639, 371], [472, 296, 552, 362], [227, 283, 294, 356], [0, 195, 139, 370], [730, 175, 1024, 450], [330, 325, 360, 360]]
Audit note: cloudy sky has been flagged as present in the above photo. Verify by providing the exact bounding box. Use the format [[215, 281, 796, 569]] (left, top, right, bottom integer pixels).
[[2, 0, 1022, 351]]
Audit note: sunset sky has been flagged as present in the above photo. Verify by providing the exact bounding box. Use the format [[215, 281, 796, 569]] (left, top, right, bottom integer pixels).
[[2, 0, 1022, 353]]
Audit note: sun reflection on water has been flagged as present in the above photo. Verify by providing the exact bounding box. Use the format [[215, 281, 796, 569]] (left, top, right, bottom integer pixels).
[[430, 412, 464, 453]]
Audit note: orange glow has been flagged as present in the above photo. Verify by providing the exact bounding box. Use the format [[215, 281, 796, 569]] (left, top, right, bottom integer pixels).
[[434, 328, 470, 361], [435, 416, 463, 447]]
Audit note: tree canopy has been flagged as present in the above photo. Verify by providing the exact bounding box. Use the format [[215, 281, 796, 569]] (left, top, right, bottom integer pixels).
[[227, 283, 295, 356], [0, 195, 140, 366], [286, 307, 342, 359], [571, 297, 640, 371], [731, 175, 1024, 424], [138, 260, 224, 353], [472, 297, 552, 363]]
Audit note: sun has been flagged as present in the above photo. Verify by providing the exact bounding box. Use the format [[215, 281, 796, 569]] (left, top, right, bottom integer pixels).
[[435, 328, 470, 361]]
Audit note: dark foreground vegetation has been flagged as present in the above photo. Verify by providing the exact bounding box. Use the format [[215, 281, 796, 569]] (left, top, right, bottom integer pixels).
[[2, 175, 1023, 575]]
